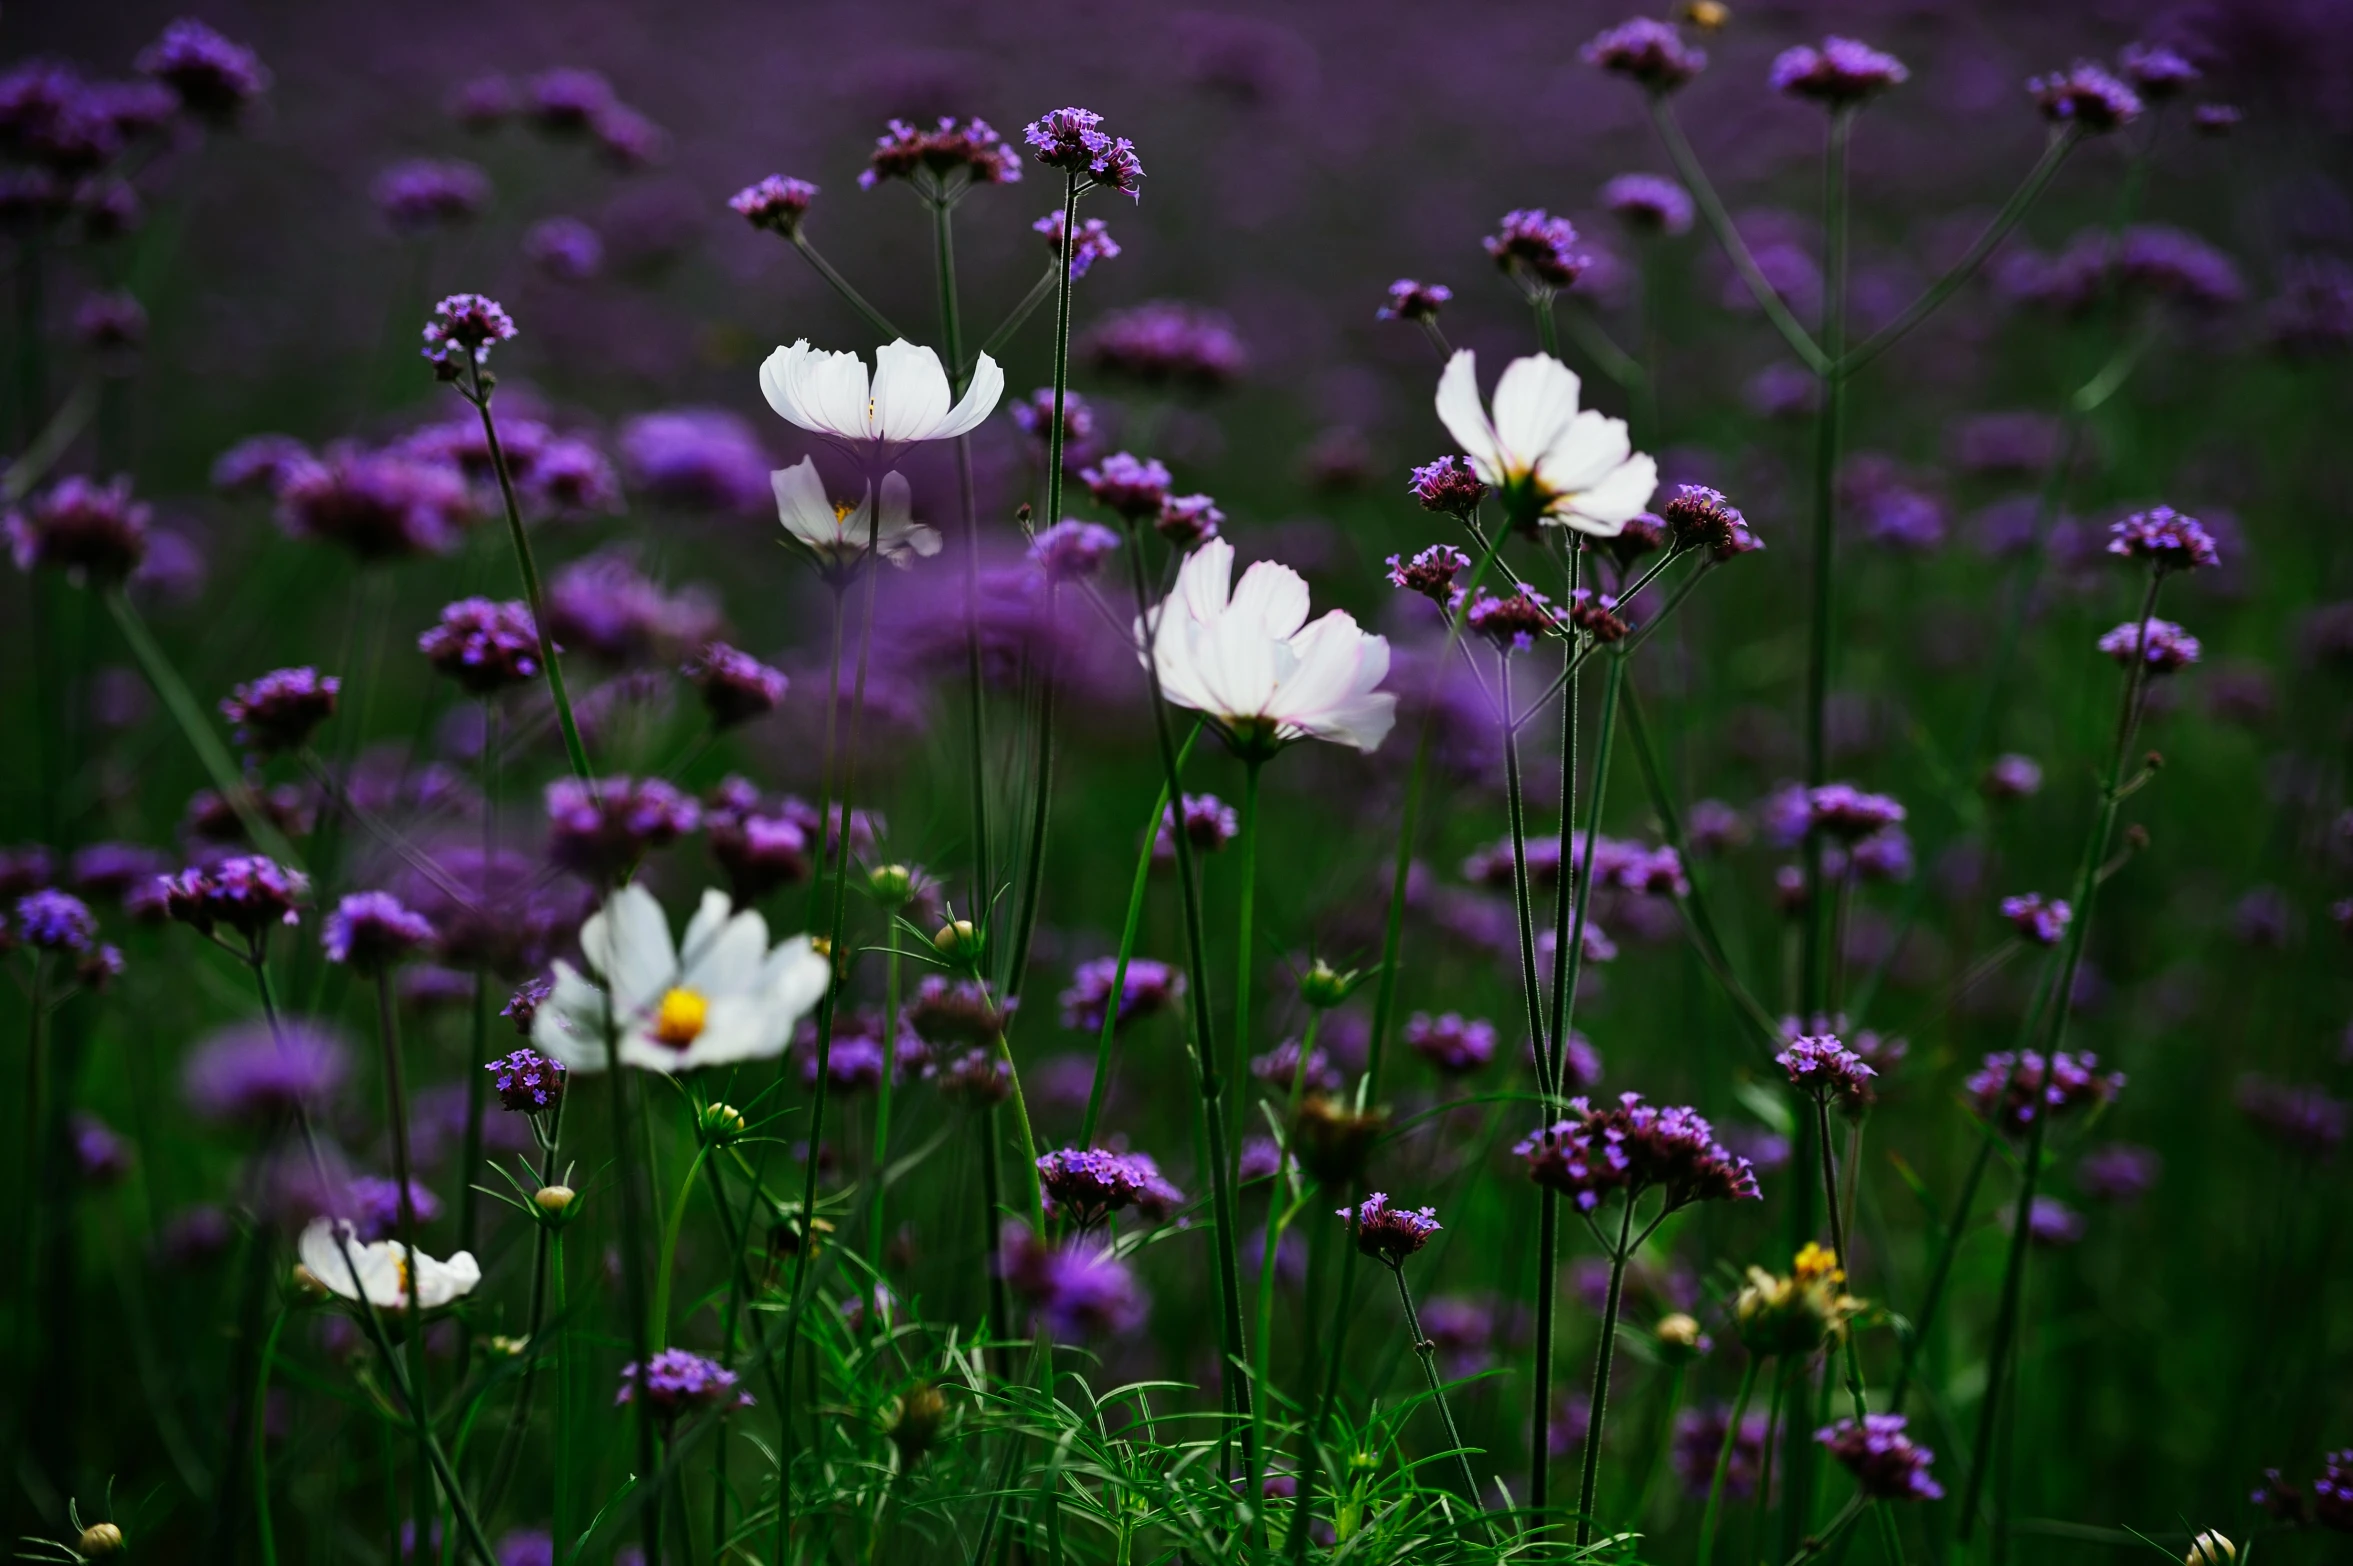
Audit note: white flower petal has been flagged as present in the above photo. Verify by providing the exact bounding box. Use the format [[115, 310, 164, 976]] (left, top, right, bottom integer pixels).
[[932, 351, 1005, 440], [1435, 350, 1504, 484], [585, 884, 677, 1017], [772, 458, 838, 549], [1491, 354, 1581, 476], [871, 340, 952, 441], [1540, 411, 1632, 494], [1228, 560, 1312, 642], [758, 342, 815, 430], [533, 960, 611, 1072], [1555, 452, 1658, 535]]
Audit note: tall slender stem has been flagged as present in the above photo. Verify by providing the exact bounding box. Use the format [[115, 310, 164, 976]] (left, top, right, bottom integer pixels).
[[599, 991, 660, 1566], [1574, 1196, 1638, 1546], [1646, 98, 1828, 373], [1120, 520, 1252, 1480], [1394, 1263, 1488, 1527], [372, 976, 433, 1565], [870, 924, 902, 1269], [1042, 175, 1080, 532], [1079, 758, 1183, 1149], [1698, 1355, 1763, 1566], [1234, 755, 1268, 1528], [1958, 565, 2166, 1545], [1003, 588, 1060, 997], [459, 702, 498, 1264], [790, 231, 903, 341], [550, 1230, 570, 1566], [464, 360, 592, 786], [932, 195, 994, 933]]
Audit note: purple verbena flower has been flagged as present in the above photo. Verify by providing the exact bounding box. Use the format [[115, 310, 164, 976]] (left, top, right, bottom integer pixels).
[[2105, 505, 2218, 573], [501, 977, 554, 1037], [1082, 302, 1244, 388], [1154, 794, 1239, 861], [937, 1048, 1015, 1107], [162, 855, 308, 938], [1467, 586, 1561, 652], [1156, 493, 1224, 548], [346, 1175, 441, 1242], [70, 1113, 130, 1184], [1817, 1414, 1943, 1500], [1999, 892, 2071, 946], [683, 642, 787, 730], [524, 216, 603, 281], [183, 1019, 348, 1122], [1058, 957, 1184, 1034], [486, 1046, 567, 1113], [1776, 1035, 1878, 1103], [1337, 1191, 1442, 1265], [1405, 1011, 1497, 1075], [2119, 43, 2200, 99], [1485, 208, 1587, 291], [544, 777, 700, 882], [5, 474, 150, 581], [2097, 617, 2201, 673], [14, 888, 96, 953], [2235, 1075, 2347, 1159], [1251, 1039, 1341, 1095], [1408, 456, 1489, 519], [419, 599, 545, 693], [729, 174, 817, 236], [1386, 543, 1472, 605], [1602, 173, 1693, 236], [2076, 1142, 2160, 1204], [277, 446, 472, 560], [862, 117, 1021, 190], [1770, 38, 1910, 105], [1021, 107, 1143, 197], [1377, 279, 1452, 322], [616, 409, 772, 517], [1036, 1148, 1145, 1229], [1516, 1093, 1761, 1212], [373, 160, 491, 235], [906, 977, 1015, 1048], [1010, 387, 1096, 450], [1983, 753, 2043, 800], [616, 1349, 752, 1421], [1967, 1050, 2124, 1131], [1033, 211, 1117, 277], [221, 667, 339, 754], [1080, 452, 1172, 521], [1028, 519, 1122, 584], [323, 891, 436, 973], [998, 1222, 1148, 1338], [137, 18, 269, 125], [1807, 784, 1906, 840], [2029, 61, 2143, 131], [1581, 18, 1708, 92], [421, 292, 516, 371], [1661, 485, 1745, 554]]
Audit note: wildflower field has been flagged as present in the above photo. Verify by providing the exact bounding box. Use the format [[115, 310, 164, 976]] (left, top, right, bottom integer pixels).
[[3, 3, 2350, 1563]]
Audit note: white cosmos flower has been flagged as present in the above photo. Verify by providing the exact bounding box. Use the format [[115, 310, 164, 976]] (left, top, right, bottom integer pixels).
[[772, 459, 940, 568], [532, 883, 830, 1075], [759, 338, 1004, 454], [298, 1218, 480, 1310], [1435, 349, 1656, 536], [1142, 537, 1396, 756]]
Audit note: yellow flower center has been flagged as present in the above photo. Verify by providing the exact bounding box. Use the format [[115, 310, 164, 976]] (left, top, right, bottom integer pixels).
[[651, 987, 709, 1048]]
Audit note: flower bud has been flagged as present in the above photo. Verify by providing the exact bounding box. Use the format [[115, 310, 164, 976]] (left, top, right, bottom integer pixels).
[[1732, 1244, 1859, 1357], [1298, 959, 1360, 1011], [2185, 1532, 2235, 1566], [291, 1263, 327, 1297], [1681, 0, 1731, 29], [809, 935, 833, 960], [1655, 1312, 1707, 1363], [933, 919, 980, 961], [699, 1103, 749, 1144], [77, 1523, 125, 1556], [1292, 1094, 1390, 1185], [488, 1333, 531, 1357], [534, 1184, 578, 1219], [886, 1381, 950, 1462], [868, 863, 915, 907]]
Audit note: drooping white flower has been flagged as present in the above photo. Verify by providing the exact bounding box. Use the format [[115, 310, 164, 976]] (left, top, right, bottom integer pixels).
[[1435, 349, 1656, 536], [759, 338, 1003, 454], [298, 1218, 480, 1310], [532, 883, 830, 1075], [771, 458, 940, 568], [1142, 537, 1396, 756]]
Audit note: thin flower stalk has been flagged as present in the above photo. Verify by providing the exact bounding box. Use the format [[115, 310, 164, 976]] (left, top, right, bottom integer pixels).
[[869, 916, 901, 1268], [1646, 97, 1829, 373], [462, 354, 593, 786], [371, 974, 434, 1562], [790, 229, 904, 341], [1001, 586, 1060, 997], [932, 191, 995, 939], [1959, 564, 2168, 1548], [1698, 1354, 1765, 1566], [1392, 1261, 1489, 1529], [1573, 1194, 1637, 1546]]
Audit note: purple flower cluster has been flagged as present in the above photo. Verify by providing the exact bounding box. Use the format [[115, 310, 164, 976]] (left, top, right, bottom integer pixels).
[[13, 888, 97, 953], [487, 1047, 567, 1114], [1776, 1035, 1878, 1104], [419, 599, 546, 693], [616, 1349, 752, 1420], [1770, 38, 1909, 105], [729, 175, 817, 236], [278, 445, 473, 560], [1033, 211, 1118, 278], [544, 776, 700, 882], [1805, 784, 1906, 841], [2000, 892, 2071, 947], [1377, 279, 1452, 323], [2028, 61, 2143, 132], [1155, 794, 1239, 861], [347, 1176, 441, 1242], [1602, 174, 1693, 236], [999, 1223, 1148, 1339], [1029, 519, 1122, 585], [1386, 543, 1472, 605], [1021, 107, 1143, 198], [1485, 209, 1587, 291], [907, 977, 1015, 1047], [1059, 957, 1185, 1034], [221, 667, 339, 754], [544, 551, 721, 665], [1984, 753, 2043, 800], [1676, 1404, 1768, 1499], [2076, 1142, 2161, 1204], [183, 1019, 348, 1122], [616, 410, 771, 517], [1515, 1093, 1761, 1212], [420, 293, 516, 372], [2106, 505, 2219, 574], [1581, 18, 1707, 93], [501, 978, 553, 1037], [1079, 453, 1172, 521], [1338, 1192, 1442, 1265], [1156, 492, 1224, 548], [1408, 457, 1489, 519], [1251, 1040, 1341, 1095], [683, 643, 787, 730], [1816, 1414, 1944, 1500], [795, 1010, 928, 1093], [399, 847, 583, 979], [1405, 1012, 1497, 1075], [937, 1047, 1015, 1108], [374, 161, 491, 235], [162, 855, 309, 939], [1967, 1050, 2125, 1130], [137, 18, 269, 125], [1468, 586, 1562, 652], [5, 475, 150, 581], [2119, 43, 2200, 100], [2097, 617, 2201, 673], [1082, 302, 1245, 389], [1661, 485, 1747, 556], [861, 117, 1020, 190], [323, 891, 436, 973], [1010, 387, 1096, 453], [704, 784, 816, 905], [1036, 1147, 1148, 1228]]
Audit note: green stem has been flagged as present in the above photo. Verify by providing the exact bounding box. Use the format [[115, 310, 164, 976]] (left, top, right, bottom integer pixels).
[[1079, 727, 1201, 1149], [1394, 1262, 1489, 1530], [933, 195, 995, 940], [254, 1308, 288, 1566], [1574, 1195, 1638, 1546], [596, 989, 660, 1566], [790, 230, 903, 341], [1532, 290, 1559, 357], [976, 266, 1057, 363], [1002, 587, 1060, 997], [1042, 175, 1079, 533], [551, 1231, 570, 1566], [652, 1146, 713, 1350], [1120, 517, 1252, 1480], [1698, 1355, 1763, 1566], [372, 976, 434, 1566], [104, 588, 300, 864], [870, 927, 901, 1270], [464, 360, 592, 786], [1646, 96, 1829, 373]]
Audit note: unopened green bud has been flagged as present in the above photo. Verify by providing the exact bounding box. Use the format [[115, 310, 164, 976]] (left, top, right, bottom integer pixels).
[[698, 1102, 749, 1144], [868, 863, 915, 907], [2185, 1532, 2236, 1566], [78, 1523, 124, 1557], [534, 1184, 577, 1220], [933, 919, 980, 961], [1655, 1312, 1708, 1362], [1299, 959, 1360, 1011]]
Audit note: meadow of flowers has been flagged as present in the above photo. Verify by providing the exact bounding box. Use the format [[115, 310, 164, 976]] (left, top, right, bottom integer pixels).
[[2, 3, 2350, 1563]]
